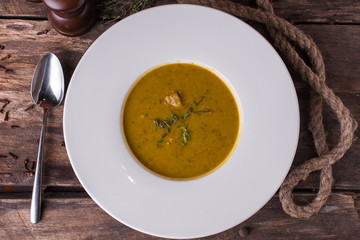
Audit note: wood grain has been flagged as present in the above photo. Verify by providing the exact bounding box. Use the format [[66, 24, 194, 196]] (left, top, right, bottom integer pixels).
[[0, 0, 359, 239], [0, 0, 46, 18], [0, 19, 359, 189], [271, 0, 360, 24], [2, 0, 360, 24], [0, 192, 358, 239], [1, 20, 360, 92], [0, 91, 358, 189], [297, 25, 360, 93]]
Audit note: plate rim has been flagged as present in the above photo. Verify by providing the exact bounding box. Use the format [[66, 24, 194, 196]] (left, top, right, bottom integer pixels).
[[63, 4, 300, 239]]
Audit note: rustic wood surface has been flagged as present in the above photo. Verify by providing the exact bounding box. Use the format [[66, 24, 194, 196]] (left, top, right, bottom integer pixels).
[[0, 193, 359, 240], [0, 0, 359, 239]]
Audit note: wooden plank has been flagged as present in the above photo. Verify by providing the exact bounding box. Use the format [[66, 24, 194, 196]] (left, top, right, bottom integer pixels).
[[0, 20, 106, 69], [296, 25, 360, 93], [0, 192, 358, 239], [271, 0, 360, 24], [356, 194, 360, 219], [0, 0, 46, 18], [0, 20, 359, 189], [1, 0, 360, 24], [242, 193, 360, 240], [0, 0, 177, 18], [0, 91, 358, 189], [1, 21, 360, 92], [259, 24, 360, 93], [0, 20, 106, 187]]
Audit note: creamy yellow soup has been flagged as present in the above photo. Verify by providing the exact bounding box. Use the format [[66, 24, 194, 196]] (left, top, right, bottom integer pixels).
[[123, 63, 240, 180]]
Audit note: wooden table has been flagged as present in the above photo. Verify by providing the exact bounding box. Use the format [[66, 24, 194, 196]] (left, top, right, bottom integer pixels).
[[0, 0, 359, 239]]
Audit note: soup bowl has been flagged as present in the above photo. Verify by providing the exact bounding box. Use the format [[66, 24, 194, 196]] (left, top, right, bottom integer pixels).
[[63, 4, 299, 239]]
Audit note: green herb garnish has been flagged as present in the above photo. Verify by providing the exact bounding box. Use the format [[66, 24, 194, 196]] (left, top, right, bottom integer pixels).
[[153, 90, 211, 146], [181, 107, 193, 119], [178, 124, 192, 145], [192, 109, 212, 115], [154, 119, 160, 127], [154, 119, 171, 129], [171, 113, 179, 123], [161, 127, 171, 138], [154, 117, 174, 141], [193, 90, 209, 106]]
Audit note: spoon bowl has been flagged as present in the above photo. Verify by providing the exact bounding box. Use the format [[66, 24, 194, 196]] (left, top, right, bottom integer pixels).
[[31, 53, 64, 109], [30, 53, 64, 224]]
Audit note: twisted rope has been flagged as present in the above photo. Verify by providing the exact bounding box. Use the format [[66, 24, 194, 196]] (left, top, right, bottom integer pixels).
[[177, 0, 357, 218]]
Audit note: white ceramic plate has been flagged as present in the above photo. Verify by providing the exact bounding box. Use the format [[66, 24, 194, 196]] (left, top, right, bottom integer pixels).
[[64, 4, 299, 239]]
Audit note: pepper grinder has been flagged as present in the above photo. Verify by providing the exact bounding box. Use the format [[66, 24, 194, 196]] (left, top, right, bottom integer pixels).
[[35, 0, 96, 36]]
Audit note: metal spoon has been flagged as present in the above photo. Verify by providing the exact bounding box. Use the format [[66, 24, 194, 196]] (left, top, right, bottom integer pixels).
[[30, 53, 64, 224]]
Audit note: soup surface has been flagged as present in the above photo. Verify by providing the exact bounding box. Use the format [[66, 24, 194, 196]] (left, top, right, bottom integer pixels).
[[123, 63, 240, 180]]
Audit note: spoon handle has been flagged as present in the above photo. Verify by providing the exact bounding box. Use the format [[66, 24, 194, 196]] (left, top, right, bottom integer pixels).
[[30, 108, 48, 224]]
